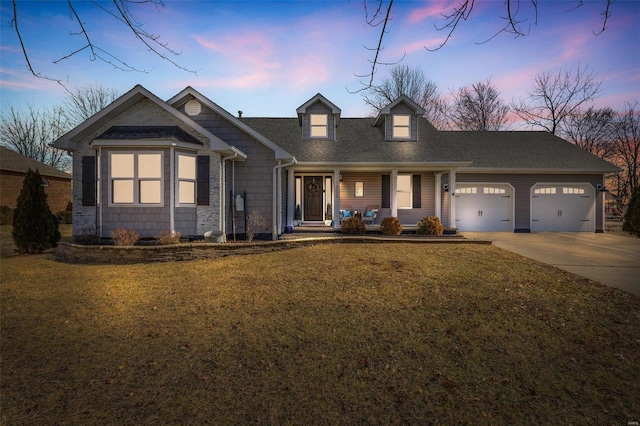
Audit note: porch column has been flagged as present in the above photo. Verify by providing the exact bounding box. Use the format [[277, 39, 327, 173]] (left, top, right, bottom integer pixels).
[[391, 169, 398, 217], [287, 168, 295, 227], [435, 172, 442, 220], [449, 169, 456, 228], [333, 169, 341, 229]]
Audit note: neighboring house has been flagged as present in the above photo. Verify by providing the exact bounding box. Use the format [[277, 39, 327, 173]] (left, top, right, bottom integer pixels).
[[53, 85, 619, 241], [0, 146, 72, 213]]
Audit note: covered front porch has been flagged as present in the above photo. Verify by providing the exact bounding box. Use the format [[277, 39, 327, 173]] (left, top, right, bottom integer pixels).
[[284, 167, 464, 232]]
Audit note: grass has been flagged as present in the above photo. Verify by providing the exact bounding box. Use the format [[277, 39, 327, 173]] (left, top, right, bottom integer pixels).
[[0, 224, 73, 258], [1, 242, 639, 424]]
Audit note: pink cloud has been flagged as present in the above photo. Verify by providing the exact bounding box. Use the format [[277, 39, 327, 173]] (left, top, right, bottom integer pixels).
[[288, 55, 330, 88], [0, 67, 63, 91], [406, 1, 458, 24], [402, 37, 449, 54], [192, 31, 281, 87]]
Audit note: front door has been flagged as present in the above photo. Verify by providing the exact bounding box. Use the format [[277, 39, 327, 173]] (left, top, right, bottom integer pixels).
[[304, 176, 324, 221]]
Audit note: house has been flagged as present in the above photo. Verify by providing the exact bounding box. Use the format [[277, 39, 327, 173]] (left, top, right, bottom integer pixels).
[[52, 85, 619, 241], [0, 146, 72, 213]]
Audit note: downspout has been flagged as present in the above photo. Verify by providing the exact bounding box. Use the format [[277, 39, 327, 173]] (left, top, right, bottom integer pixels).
[[169, 146, 175, 234], [272, 157, 297, 240], [221, 152, 239, 242], [98, 147, 102, 238]]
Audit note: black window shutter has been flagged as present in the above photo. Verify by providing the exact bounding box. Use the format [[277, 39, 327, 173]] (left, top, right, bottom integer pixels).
[[382, 175, 390, 208], [81, 156, 96, 206], [413, 174, 421, 209], [197, 155, 210, 206]]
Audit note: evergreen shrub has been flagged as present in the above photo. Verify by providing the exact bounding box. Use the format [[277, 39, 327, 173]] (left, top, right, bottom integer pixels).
[[0, 206, 13, 225], [623, 187, 640, 237], [12, 169, 61, 253], [55, 211, 73, 224]]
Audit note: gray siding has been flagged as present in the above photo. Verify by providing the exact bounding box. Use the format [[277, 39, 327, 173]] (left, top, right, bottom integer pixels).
[[188, 104, 277, 238], [175, 207, 197, 236]]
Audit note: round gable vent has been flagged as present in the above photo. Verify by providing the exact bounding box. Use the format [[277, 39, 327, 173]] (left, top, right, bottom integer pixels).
[[185, 99, 202, 117]]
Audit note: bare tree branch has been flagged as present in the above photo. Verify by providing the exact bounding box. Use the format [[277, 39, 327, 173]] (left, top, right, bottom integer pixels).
[[593, 0, 613, 36], [10, 0, 197, 87], [353, 0, 401, 89], [611, 102, 640, 203], [62, 84, 120, 127], [10, 1, 66, 87], [511, 65, 602, 135], [425, 0, 474, 52], [562, 106, 616, 159], [0, 106, 71, 171], [362, 64, 449, 129], [449, 78, 510, 130]]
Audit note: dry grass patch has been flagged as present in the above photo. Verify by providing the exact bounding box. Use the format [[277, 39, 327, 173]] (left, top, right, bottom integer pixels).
[[1, 244, 639, 424]]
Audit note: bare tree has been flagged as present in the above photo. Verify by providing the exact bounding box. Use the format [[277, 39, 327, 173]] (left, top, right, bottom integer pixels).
[[511, 65, 602, 135], [63, 84, 119, 127], [359, 0, 613, 89], [0, 106, 70, 170], [562, 106, 616, 159], [9, 0, 196, 87], [449, 79, 509, 131], [363, 64, 449, 129], [611, 102, 640, 205]]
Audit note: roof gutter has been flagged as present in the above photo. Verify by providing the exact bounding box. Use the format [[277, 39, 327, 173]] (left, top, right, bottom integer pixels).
[[272, 157, 297, 240]]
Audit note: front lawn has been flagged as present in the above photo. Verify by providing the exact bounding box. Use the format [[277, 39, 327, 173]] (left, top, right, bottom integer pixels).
[[1, 244, 638, 424], [0, 224, 73, 258]]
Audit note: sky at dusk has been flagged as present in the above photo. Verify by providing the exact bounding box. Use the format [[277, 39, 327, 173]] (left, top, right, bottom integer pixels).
[[1, 0, 639, 126]]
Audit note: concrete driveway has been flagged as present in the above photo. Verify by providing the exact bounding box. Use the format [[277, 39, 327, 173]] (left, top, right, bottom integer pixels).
[[462, 232, 640, 296]]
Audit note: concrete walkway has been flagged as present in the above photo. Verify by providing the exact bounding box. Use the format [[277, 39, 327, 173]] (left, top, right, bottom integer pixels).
[[462, 232, 640, 296]]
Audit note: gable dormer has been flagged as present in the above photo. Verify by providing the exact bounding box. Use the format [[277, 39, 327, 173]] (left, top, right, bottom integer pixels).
[[296, 94, 341, 140], [373, 95, 425, 141]]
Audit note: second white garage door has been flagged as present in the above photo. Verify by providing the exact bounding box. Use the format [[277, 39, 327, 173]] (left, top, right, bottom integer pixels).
[[455, 184, 513, 231], [531, 183, 595, 232]]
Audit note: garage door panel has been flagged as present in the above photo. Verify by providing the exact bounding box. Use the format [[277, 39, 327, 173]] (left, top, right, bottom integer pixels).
[[455, 185, 512, 232], [531, 184, 594, 232]]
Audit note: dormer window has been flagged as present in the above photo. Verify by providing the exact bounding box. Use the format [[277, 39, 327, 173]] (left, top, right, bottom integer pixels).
[[310, 114, 328, 138], [392, 114, 411, 139]]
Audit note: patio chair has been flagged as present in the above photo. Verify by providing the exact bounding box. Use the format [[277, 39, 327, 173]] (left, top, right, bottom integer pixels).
[[339, 207, 353, 224], [362, 205, 379, 225]]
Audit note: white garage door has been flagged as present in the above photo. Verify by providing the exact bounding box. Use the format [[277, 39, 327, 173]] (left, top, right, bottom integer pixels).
[[531, 184, 595, 232], [455, 184, 513, 231]]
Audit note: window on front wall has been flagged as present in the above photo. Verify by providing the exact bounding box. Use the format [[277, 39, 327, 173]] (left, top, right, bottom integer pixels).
[[397, 174, 412, 209], [177, 154, 196, 205], [310, 114, 328, 138], [392, 114, 410, 139], [110, 152, 163, 205]]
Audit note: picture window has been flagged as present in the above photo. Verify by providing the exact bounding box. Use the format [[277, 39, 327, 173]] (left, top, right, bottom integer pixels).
[[110, 152, 163, 206]]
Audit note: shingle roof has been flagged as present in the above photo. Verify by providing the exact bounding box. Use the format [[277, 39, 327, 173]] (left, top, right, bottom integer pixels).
[[96, 126, 203, 145], [443, 131, 620, 172], [241, 117, 470, 165], [241, 117, 619, 172], [0, 146, 71, 179]]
